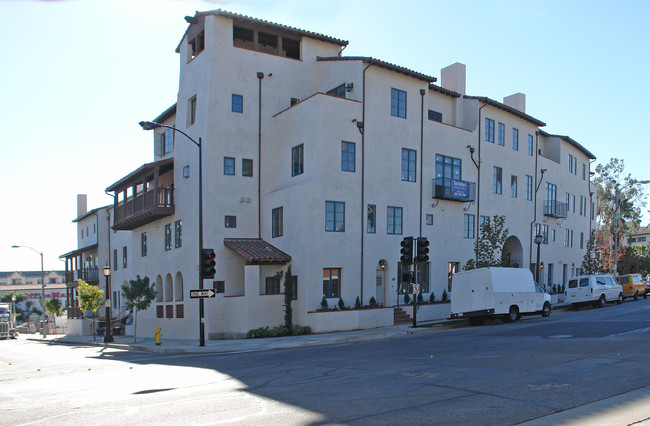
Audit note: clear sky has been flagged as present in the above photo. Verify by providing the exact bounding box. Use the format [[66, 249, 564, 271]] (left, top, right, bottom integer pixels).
[[1, 0, 648, 272]]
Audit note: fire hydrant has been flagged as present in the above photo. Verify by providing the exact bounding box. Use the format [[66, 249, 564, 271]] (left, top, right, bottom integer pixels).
[[154, 328, 162, 346]]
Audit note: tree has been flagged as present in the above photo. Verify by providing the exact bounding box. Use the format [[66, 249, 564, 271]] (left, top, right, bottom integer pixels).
[[121, 275, 156, 343], [592, 158, 648, 272], [283, 265, 293, 334], [465, 215, 509, 269], [44, 298, 64, 331], [76, 279, 104, 340], [581, 229, 603, 275], [1, 291, 28, 322]]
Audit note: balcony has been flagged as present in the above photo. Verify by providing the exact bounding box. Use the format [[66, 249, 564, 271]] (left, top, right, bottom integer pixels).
[[112, 186, 174, 230], [65, 268, 99, 285], [544, 200, 568, 218], [107, 159, 175, 230], [433, 178, 476, 202]]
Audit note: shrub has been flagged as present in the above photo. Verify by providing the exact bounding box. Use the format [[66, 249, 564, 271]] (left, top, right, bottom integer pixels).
[[355, 296, 361, 309], [417, 292, 423, 303], [321, 296, 329, 310], [429, 292, 435, 303], [369, 296, 377, 306], [404, 293, 410, 304], [552, 284, 557, 294], [338, 297, 346, 310], [442, 290, 448, 302], [247, 324, 311, 339]]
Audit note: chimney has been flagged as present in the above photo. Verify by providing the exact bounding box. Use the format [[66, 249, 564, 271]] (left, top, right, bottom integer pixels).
[[440, 63, 466, 95], [503, 93, 526, 113], [77, 194, 87, 218]]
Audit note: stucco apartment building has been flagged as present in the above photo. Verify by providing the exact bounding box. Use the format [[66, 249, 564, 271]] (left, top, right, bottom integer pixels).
[[62, 10, 596, 339]]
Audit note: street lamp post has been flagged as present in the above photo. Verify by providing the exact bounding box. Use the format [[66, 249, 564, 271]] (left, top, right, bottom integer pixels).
[[139, 121, 206, 346], [11, 245, 47, 338], [103, 266, 113, 343], [534, 234, 543, 285], [612, 180, 650, 276]]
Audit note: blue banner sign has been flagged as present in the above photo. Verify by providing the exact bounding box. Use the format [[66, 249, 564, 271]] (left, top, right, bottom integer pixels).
[[451, 179, 470, 199]]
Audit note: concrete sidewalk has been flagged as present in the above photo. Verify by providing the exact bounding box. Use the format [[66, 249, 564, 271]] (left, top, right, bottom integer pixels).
[[24, 321, 446, 354]]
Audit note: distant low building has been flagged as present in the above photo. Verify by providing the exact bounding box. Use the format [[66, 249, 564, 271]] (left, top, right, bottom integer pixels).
[[0, 270, 67, 312]]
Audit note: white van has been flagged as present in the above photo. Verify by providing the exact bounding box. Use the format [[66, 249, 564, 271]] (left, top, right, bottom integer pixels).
[[565, 274, 623, 308], [450, 267, 552, 325]]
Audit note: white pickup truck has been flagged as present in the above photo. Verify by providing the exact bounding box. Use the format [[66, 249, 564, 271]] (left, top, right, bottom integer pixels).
[[450, 267, 552, 325], [0, 302, 18, 339]]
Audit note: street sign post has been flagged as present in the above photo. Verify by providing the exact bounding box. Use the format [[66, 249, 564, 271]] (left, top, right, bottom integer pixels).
[[190, 289, 216, 299]]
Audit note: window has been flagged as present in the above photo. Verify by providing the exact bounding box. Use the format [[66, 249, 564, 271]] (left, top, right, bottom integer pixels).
[[463, 214, 475, 239], [367, 204, 376, 233], [325, 201, 345, 232], [265, 276, 281, 294], [435, 154, 462, 188], [401, 148, 417, 182], [498, 122, 505, 146], [159, 128, 174, 155], [580, 232, 585, 249], [582, 163, 586, 181], [387, 206, 403, 235], [428, 110, 442, 122], [213, 281, 225, 294], [188, 96, 197, 126], [546, 182, 558, 214], [189, 30, 205, 59], [183, 165, 190, 178], [485, 118, 495, 143], [511, 175, 518, 198], [493, 166, 502, 194], [391, 88, 407, 118], [175, 220, 182, 248], [272, 207, 283, 238], [225, 216, 237, 228], [165, 224, 172, 251], [113, 249, 117, 271], [122, 246, 127, 269], [534, 223, 548, 244], [242, 159, 253, 177], [341, 141, 355, 172], [512, 128, 519, 151], [141, 232, 147, 257], [526, 175, 533, 201], [480, 215, 490, 232], [323, 268, 341, 298], [527, 134, 534, 156], [426, 214, 433, 226], [292, 144, 304, 176], [564, 229, 570, 247], [224, 157, 235, 175], [327, 84, 346, 98], [233, 26, 301, 59], [572, 195, 576, 213], [568, 154, 574, 173], [231, 94, 243, 113], [415, 262, 430, 293]]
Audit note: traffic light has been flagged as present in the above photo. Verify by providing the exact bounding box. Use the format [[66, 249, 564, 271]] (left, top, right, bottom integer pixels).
[[201, 248, 216, 279], [415, 237, 430, 263], [400, 237, 413, 264]]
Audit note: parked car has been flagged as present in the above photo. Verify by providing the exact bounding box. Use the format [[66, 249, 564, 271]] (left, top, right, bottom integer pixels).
[[565, 274, 623, 309], [450, 267, 552, 325], [616, 273, 647, 300]]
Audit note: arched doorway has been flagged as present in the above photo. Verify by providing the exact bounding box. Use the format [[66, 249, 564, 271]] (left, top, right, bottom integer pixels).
[[502, 236, 523, 268], [376, 259, 388, 305]]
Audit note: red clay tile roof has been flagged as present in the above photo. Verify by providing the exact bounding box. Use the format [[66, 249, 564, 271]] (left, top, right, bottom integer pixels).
[[223, 239, 291, 264]]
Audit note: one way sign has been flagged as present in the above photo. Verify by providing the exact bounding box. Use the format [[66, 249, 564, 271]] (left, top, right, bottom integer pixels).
[[190, 289, 216, 299]]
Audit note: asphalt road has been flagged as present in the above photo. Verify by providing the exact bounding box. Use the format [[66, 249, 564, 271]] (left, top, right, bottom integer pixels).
[[2, 299, 650, 425]]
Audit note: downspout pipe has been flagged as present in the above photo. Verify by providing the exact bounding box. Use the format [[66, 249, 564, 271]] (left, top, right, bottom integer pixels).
[[257, 72, 264, 239], [476, 103, 487, 249], [361, 62, 372, 304], [419, 88, 425, 236]]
